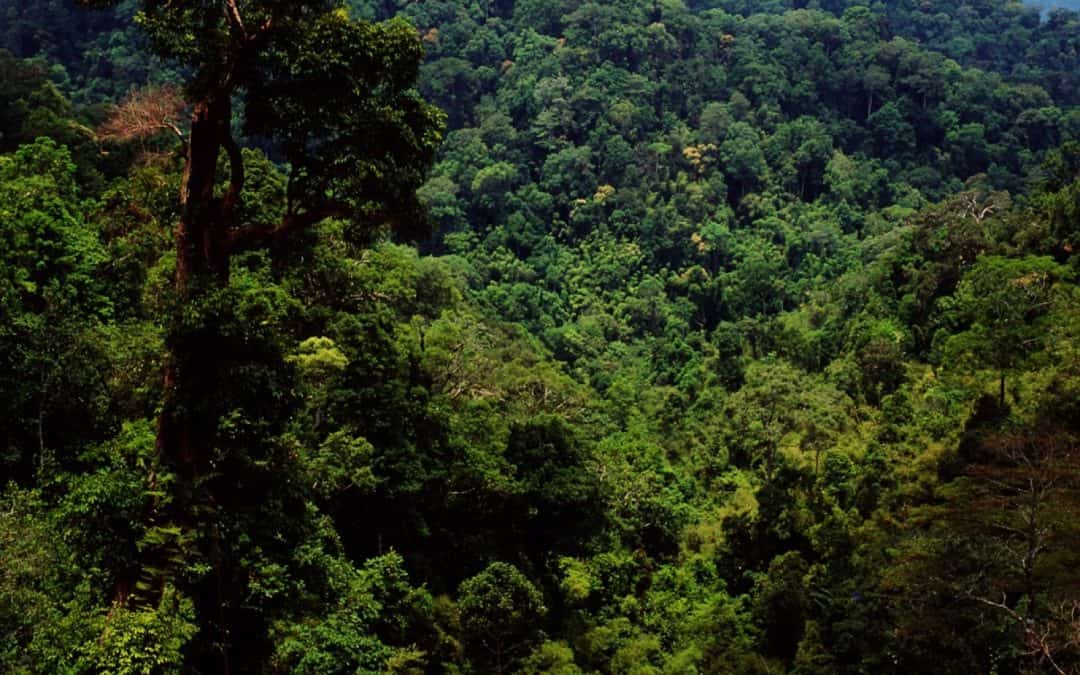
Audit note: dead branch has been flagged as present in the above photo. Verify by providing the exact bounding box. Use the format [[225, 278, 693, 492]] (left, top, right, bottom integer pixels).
[[97, 86, 187, 145]]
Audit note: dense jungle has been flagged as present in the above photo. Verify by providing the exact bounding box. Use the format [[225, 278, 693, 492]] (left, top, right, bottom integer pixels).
[[1, 0, 1080, 672]]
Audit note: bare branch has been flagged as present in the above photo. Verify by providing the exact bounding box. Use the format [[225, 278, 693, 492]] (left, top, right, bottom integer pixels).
[[98, 86, 187, 145], [964, 592, 1069, 675]]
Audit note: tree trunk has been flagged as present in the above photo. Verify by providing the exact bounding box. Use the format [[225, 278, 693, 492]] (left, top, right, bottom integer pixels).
[[999, 370, 1006, 407], [176, 96, 232, 292], [142, 92, 236, 669], [158, 94, 231, 483]]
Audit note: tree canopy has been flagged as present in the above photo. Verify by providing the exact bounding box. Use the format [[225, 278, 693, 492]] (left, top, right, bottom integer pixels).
[[2, 0, 1080, 672]]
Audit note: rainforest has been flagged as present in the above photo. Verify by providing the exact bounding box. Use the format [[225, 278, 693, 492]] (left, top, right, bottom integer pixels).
[[1, 0, 1079, 673]]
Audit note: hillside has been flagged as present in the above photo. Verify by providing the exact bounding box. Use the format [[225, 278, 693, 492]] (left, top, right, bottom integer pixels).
[[1, 0, 1079, 672]]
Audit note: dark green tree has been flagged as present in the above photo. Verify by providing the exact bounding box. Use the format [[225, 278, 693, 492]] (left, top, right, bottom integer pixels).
[[945, 256, 1063, 405], [76, 0, 443, 668], [458, 562, 548, 674]]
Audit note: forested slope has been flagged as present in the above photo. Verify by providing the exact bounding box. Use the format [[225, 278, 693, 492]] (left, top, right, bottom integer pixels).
[[1, 0, 1080, 673]]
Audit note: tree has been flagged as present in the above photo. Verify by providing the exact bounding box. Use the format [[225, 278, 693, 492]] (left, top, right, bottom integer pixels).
[[0, 138, 111, 482], [1040, 142, 1080, 251], [768, 117, 833, 200], [952, 431, 1080, 674], [869, 102, 915, 157], [945, 256, 1064, 405], [458, 562, 547, 674], [504, 415, 602, 559], [719, 121, 768, 201], [723, 360, 851, 477], [753, 551, 811, 660], [76, 0, 443, 667]]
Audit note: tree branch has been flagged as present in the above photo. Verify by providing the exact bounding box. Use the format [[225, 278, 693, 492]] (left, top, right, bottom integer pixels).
[[97, 86, 187, 146], [225, 0, 247, 39], [964, 592, 1069, 675], [221, 132, 244, 221], [224, 203, 350, 254]]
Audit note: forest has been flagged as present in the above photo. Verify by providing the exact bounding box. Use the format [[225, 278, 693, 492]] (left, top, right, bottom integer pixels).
[[1, 0, 1079, 673]]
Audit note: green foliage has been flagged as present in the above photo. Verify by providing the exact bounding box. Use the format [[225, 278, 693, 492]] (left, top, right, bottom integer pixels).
[[270, 551, 434, 673], [244, 12, 446, 231], [0, 137, 104, 313], [87, 587, 197, 674], [3, 0, 1080, 673], [944, 255, 1065, 401], [517, 641, 583, 675], [458, 562, 547, 674], [0, 137, 114, 481]]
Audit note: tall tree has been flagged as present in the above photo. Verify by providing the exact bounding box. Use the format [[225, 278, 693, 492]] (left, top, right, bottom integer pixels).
[[960, 432, 1080, 675], [79, 0, 442, 667], [945, 256, 1063, 405]]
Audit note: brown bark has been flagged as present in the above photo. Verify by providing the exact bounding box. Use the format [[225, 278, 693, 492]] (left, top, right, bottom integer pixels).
[[175, 96, 231, 291], [159, 90, 349, 486], [117, 7, 309, 671]]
